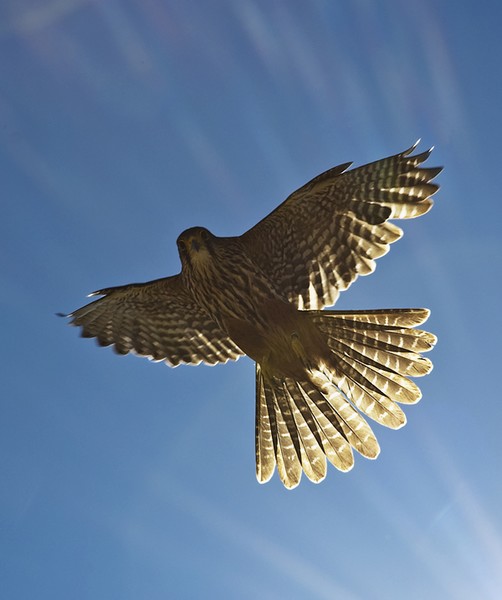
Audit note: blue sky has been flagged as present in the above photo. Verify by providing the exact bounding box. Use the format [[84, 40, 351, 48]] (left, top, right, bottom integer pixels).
[[2, 1, 502, 598]]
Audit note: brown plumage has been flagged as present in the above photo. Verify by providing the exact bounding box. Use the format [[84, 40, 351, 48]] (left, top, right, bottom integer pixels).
[[63, 142, 440, 488]]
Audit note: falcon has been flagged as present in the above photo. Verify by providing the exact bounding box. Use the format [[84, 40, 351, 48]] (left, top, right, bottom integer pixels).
[[63, 142, 440, 488]]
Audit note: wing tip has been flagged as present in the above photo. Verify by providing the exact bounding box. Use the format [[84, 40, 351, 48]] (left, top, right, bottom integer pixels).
[[88, 289, 106, 297], [402, 139, 439, 164], [403, 139, 421, 156]]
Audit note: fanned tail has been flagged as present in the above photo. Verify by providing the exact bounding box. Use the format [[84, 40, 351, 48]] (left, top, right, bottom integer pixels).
[[255, 308, 436, 489]]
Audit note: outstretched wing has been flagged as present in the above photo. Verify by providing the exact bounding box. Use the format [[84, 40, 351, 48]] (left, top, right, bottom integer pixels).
[[63, 275, 244, 366], [241, 143, 441, 310]]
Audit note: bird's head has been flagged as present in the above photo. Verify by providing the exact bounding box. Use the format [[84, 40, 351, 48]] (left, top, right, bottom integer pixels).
[[177, 226, 215, 269]]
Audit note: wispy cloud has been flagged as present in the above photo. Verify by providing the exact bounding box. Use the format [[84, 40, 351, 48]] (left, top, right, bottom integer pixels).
[[0, 0, 90, 37]]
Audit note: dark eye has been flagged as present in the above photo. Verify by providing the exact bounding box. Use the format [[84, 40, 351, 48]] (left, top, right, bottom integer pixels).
[[200, 229, 209, 241], [178, 239, 187, 255]]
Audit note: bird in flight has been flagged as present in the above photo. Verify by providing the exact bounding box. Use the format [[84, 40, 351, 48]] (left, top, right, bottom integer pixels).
[[63, 142, 440, 489]]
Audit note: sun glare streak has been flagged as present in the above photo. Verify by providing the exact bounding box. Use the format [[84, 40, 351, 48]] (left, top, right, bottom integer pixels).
[[94, 1, 153, 75], [232, 0, 466, 161], [230, 0, 283, 75], [421, 428, 502, 599], [352, 424, 502, 599], [410, 230, 474, 354], [0, 99, 85, 220], [403, 3, 470, 147], [172, 116, 246, 216], [352, 470, 459, 597], [231, 2, 336, 123], [147, 476, 361, 600], [343, 1, 471, 154]]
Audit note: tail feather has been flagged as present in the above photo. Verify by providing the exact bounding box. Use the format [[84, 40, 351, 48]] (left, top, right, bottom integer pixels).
[[334, 348, 423, 405], [323, 354, 407, 429], [260, 374, 302, 487], [344, 326, 437, 352], [269, 384, 303, 489], [255, 308, 436, 488], [256, 367, 355, 488], [258, 370, 327, 488], [325, 323, 436, 355], [282, 379, 327, 483], [309, 369, 380, 459], [323, 329, 434, 377], [298, 380, 354, 472], [255, 368, 276, 484]]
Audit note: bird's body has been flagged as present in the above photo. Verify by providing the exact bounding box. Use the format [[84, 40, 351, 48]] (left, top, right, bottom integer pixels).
[[64, 143, 440, 488], [178, 228, 317, 375], [179, 230, 285, 331]]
